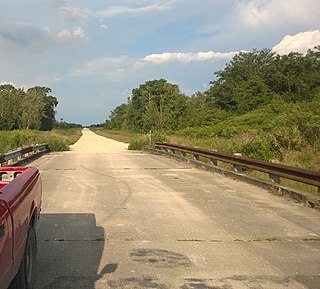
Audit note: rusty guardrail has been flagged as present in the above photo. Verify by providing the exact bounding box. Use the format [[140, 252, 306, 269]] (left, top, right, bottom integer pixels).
[[155, 142, 320, 191], [0, 144, 49, 167]]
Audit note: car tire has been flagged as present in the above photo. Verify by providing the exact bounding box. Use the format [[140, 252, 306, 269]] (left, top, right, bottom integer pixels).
[[9, 227, 37, 289]]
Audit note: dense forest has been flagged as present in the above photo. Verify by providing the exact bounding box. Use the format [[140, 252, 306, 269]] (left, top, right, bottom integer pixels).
[[0, 85, 83, 153], [105, 47, 320, 167], [0, 84, 83, 131], [0, 85, 58, 131]]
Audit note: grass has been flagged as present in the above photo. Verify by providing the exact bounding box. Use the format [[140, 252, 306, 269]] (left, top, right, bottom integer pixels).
[[91, 128, 144, 144], [0, 129, 82, 153], [92, 128, 154, 150]]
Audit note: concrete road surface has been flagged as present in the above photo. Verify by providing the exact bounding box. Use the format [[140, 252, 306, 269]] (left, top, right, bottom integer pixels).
[[31, 128, 320, 289]]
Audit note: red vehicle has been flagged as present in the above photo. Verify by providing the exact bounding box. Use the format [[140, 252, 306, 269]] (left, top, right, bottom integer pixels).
[[0, 167, 42, 289]]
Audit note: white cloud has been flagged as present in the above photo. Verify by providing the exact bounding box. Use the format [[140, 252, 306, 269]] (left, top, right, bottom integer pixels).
[[71, 56, 130, 77], [58, 3, 94, 20], [143, 51, 238, 64], [57, 26, 88, 41], [96, 2, 174, 18], [100, 24, 108, 31], [237, 0, 270, 26], [272, 30, 320, 54], [0, 21, 88, 53], [237, 0, 320, 27]]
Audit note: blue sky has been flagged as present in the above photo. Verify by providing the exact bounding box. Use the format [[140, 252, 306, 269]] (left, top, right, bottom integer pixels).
[[0, 0, 319, 126]]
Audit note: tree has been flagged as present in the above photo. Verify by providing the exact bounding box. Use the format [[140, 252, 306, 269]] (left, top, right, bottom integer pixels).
[[41, 94, 58, 131], [266, 47, 320, 102], [0, 84, 25, 130], [106, 103, 128, 129], [126, 79, 187, 131], [20, 89, 44, 129], [20, 86, 58, 130], [207, 49, 276, 113]]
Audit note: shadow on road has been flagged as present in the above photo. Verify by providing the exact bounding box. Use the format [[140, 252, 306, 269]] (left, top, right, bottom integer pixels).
[[35, 213, 115, 289]]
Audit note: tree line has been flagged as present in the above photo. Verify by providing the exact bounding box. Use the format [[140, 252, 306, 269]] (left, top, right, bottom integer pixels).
[[105, 47, 320, 162], [0, 84, 58, 131], [106, 47, 319, 136]]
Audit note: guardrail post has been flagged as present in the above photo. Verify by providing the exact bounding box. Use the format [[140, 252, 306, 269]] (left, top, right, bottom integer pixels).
[[234, 165, 243, 173], [233, 153, 243, 173], [269, 174, 280, 184], [181, 152, 187, 158], [211, 159, 218, 166], [193, 154, 199, 161]]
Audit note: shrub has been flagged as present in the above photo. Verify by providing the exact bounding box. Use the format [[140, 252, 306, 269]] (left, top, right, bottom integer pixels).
[[240, 136, 277, 160], [128, 137, 149, 150], [47, 139, 69, 151], [150, 131, 168, 146], [177, 126, 214, 139], [0, 129, 81, 153], [273, 126, 304, 151]]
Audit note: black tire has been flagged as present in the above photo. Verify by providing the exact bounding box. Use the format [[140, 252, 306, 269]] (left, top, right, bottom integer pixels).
[[9, 227, 37, 289]]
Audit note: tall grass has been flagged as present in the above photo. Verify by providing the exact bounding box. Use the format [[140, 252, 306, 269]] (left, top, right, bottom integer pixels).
[[92, 128, 167, 150], [0, 129, 82, 153], [92, 128, 319, 170], [90, 129, 143, 144]]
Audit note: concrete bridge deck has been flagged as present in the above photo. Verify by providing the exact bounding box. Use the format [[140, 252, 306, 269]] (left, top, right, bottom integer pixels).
[[32, 129, 320, 289]]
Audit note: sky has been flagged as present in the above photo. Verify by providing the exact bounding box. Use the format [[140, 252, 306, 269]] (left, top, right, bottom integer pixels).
[[0, 0, 319, 126]]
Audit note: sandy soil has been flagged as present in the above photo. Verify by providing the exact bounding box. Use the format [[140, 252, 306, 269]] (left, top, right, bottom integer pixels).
[[69, 128, 128, 152]]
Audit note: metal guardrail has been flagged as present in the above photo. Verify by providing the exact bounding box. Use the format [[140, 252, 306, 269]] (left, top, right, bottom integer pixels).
[[0, 144, 49, 166], [155, 143, 320, 191]]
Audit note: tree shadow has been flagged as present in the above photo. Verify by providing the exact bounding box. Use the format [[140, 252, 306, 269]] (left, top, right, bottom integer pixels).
[[35, 213, 116, 289]]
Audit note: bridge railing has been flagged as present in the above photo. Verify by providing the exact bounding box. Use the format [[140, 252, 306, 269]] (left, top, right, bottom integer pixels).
[[0, 144, 49, 167], [155, 142, 320, 192]]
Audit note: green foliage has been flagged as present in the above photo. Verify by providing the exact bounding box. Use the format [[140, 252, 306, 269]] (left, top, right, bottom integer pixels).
[[104, 47, 320, 170], [128, 137, 149, 150], [0, 129, 82, 154], [0, 85, 58, 131], [151, 131, 167, 142], [178, 126, 215, 139], [92, 128, 144, 144], [108, 79, 188, 132], [273, 126, 304, 151], [47, 139, 69, 151], [126, 131, 168, 150], [41, 94, 59, 131], [105, 103, 128, 130], [207, 49, 277, 113], [240, 136, 277, 160], [207, 47, 320, 114], [0, 85, 25, 130]]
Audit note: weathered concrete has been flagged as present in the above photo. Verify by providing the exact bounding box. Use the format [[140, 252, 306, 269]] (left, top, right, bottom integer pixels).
[[32, 128, 320, 289]]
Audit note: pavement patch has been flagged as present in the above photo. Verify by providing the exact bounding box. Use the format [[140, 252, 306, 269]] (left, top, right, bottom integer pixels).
[[107, 277, 169, 289], [181, 275, 313, 289], [130, 249, 192, 268]]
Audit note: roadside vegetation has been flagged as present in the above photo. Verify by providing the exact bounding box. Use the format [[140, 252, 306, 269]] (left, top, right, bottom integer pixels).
[[2, 47, 319, 172], [0, 129, 82, 154], [0, 84, 83, 153], [101, 47, 320, 171]]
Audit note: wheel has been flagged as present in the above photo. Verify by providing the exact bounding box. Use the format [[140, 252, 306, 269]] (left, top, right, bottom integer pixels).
[[9, 227, 37, 289]]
